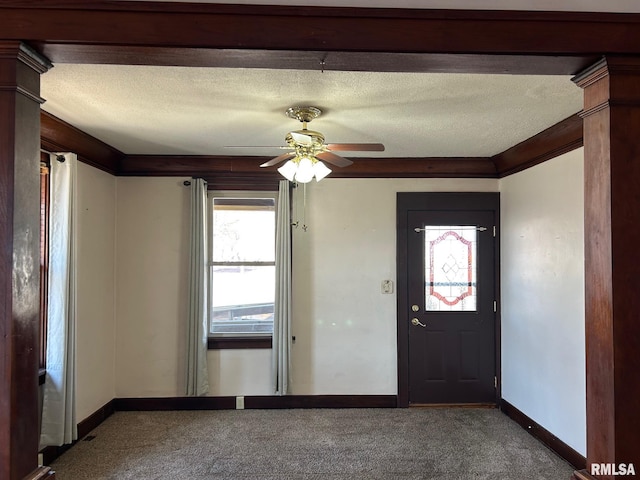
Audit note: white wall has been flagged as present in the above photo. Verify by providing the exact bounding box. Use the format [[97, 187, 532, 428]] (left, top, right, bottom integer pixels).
[[500, 148, 586, 455], [115, 177, 191, 397], [113, 176, 497, 397], [290, 178, 498, 394], [75, 162, 116, 421]]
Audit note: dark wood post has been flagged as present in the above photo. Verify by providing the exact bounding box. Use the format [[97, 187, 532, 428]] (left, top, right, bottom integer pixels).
[[572, 57, 640, 480], [0, 42, 54, 480]]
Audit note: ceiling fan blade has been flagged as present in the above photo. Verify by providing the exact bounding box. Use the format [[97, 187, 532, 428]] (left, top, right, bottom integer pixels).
[[290, 131, 313, 146], [316, 151, 353, 168], [225, 145, 291, 149], [260, 152, 295, 168], [326, 143, 385, 152]]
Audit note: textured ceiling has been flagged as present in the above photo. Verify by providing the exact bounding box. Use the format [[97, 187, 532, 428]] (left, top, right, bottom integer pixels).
[[40, 64, 583, 158]]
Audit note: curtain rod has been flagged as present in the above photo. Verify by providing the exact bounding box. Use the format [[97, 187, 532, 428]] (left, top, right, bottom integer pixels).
[[40, 149, 66, 162]]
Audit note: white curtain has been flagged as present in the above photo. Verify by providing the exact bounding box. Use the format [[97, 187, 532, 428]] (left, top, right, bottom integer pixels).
[[40, 152, 78, 447], [186, 178, 210, 396], [272, 180, 292, 395]]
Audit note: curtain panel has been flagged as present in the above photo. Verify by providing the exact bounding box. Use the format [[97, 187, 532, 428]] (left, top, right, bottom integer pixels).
[[40, 152, 78, 447], [272, 180, 292, 395], [186, 178, 210, 396]]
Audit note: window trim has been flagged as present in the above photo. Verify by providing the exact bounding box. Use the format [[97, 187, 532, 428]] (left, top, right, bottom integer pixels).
[[207, 190, 278, 350], [207, 336, 272, 350], [39, 154, 50, 372]]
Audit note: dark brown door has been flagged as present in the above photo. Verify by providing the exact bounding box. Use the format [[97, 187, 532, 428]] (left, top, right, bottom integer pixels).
[[397, 193, 498, 406]]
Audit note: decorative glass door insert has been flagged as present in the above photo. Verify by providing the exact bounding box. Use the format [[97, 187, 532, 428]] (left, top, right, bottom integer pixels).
[[423, 225, 477, 311]]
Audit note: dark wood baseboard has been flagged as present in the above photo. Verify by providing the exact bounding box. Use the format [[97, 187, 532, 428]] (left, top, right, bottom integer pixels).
[[409, 402, 496, 408], [77, 399, 115, 439], [572, 470, 597, 480], [114, 394, 397, 411], [114, 396, 236, 411], [40, 445, 66, 468], [500, 399, 586, 470], [40, 399, 116, 467], [245, 395, 397, 409], [24, 466, 55, 479]]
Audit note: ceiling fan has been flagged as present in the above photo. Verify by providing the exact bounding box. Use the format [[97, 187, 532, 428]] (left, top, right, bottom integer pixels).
[[258, 106, 385, 182]]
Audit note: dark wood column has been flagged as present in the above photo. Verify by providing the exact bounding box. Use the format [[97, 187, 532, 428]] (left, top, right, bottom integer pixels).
[[572, 57, 640, 480], [0, 42, 54, 480]]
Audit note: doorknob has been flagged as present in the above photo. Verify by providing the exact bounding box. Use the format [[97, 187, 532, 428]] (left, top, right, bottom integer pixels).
[[411, 318, 426, 328]]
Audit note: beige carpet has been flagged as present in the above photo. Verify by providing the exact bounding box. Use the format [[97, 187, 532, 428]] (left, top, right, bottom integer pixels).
[[51, 408, 575, 479]]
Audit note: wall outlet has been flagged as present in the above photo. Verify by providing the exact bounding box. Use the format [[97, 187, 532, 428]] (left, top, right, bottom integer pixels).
[[381, 280, 394, 294], [38, 453, 43, 466], [236, 396, 245, 410]]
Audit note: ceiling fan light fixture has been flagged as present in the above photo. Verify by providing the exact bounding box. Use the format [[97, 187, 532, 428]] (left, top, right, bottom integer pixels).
[[313, 160, 332, 181], [278, 160, 298, 182], [294, 156, 315, 183]]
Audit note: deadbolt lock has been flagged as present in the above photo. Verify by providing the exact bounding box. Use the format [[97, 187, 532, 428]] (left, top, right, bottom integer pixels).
[[411, 304, 420, 312]]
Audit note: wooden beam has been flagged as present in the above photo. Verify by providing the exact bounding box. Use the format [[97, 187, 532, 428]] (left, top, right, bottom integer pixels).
[[3, 3, 639, 73], [37, 45, 595, 75], [119, 154, 497, 179], [493, 113, 583, 177], [328, 157, 496, 178], [0, 3, 635, 54], [40, 111, 123, 175]]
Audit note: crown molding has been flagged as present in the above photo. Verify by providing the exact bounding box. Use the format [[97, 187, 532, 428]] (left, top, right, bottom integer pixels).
[[493, 113, 583, 178], [40, 111, 123, 175], [40, 111, 583, 181]]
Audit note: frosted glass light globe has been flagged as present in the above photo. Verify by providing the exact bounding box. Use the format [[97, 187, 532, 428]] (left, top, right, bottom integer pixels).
[[313, 160, 332, 181], [277, 160, 297, 182], [295, 157, 314, 183]]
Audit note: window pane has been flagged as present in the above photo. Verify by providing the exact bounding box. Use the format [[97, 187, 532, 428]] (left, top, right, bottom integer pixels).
[[212, 198, 275, 262], [210, 265, 274, 335], [424, 226, 477, 312]]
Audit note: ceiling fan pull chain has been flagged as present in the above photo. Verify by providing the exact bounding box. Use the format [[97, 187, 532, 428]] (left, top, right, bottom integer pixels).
[[291, 182, 299, 228], [302, 183, 308, 232]]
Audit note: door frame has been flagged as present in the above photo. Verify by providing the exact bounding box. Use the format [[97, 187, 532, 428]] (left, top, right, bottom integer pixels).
[[396, 192, 501, 407]]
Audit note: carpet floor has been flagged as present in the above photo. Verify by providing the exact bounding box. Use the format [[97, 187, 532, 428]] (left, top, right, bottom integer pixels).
[[50, 408, 575, 479]]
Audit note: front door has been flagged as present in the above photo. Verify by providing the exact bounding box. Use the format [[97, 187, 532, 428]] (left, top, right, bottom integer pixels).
[[397, 193, 499, 406]]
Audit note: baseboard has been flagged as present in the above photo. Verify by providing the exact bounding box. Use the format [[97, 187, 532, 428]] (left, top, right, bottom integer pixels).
[[114, 396, 236, 410], [25, 466, 55, 479], [114, 394, 397, 411], [245, 394, 397, 409], [572, 470, 597, 480], [77, 399, 115, 439], [41, 399, 116, 466], [500, 399, 586, 470]]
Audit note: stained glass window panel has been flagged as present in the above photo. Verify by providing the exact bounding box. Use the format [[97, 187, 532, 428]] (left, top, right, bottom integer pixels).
[[424, 226, 477, 312]]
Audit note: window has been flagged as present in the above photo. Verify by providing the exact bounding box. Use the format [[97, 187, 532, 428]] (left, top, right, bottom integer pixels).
[[208, 191, 277, 348], [39, 154, 50, 382]]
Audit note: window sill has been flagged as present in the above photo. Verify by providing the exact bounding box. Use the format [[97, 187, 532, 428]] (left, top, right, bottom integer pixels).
[[38, 368, 46, 386], [208, 336, 272, 350]]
